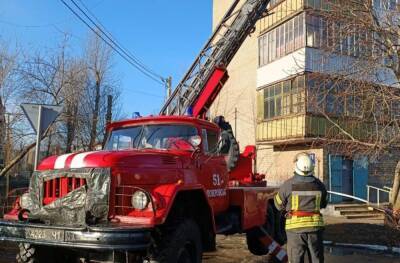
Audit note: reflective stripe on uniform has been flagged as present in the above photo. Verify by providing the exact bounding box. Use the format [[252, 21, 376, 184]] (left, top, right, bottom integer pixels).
[[292, 190, 322, 196], [315, 193, 321, 211], [285, 214, 324, 230], [291, 194, 299, 211], [275, 193, 283, 205]]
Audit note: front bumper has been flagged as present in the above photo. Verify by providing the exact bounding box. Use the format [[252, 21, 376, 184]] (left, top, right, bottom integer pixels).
[[0, 220, 152, 251]]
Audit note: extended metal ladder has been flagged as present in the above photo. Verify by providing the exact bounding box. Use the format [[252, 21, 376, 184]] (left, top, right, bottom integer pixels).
[[160, 0, 270, 116]]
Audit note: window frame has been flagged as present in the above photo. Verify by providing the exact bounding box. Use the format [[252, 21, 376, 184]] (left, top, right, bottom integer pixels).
[[201, 128, 220, 155]]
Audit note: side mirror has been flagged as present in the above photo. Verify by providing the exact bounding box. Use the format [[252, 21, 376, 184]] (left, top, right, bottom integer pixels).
[[189, 135, 202, 148]]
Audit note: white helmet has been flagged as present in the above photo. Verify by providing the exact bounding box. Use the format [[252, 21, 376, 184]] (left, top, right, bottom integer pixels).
[[294, 153, 314, 176]]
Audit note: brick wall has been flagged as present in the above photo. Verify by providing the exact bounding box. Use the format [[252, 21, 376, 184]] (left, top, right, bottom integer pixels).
[[369, 150, 399, 188], [257, 145, 324, 186]]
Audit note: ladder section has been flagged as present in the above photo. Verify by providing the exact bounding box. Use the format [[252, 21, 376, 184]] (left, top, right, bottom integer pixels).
[[160, 0, 270, 116]]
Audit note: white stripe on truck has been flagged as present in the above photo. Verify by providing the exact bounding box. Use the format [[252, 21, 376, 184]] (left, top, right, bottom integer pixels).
[[54, 153, 74, 169], [70, 152, 96, 169]]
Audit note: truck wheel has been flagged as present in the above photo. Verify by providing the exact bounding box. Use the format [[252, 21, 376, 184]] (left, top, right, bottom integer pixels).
[[16, 243, 77, 263], [221, 130, 240, 171], [16, 243, 47, 263], [153, 220, 202, 263]]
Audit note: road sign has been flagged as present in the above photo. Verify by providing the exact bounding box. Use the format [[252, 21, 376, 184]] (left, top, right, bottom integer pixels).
[[21, 104, 63, 135], [21, 103, 63, 170]]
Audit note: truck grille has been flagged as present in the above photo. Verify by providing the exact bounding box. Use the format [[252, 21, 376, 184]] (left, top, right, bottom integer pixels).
[[43, 177, 86, 205]]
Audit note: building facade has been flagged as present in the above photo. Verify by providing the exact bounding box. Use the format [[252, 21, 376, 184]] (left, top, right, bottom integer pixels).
[[212, 0, 397, 202]]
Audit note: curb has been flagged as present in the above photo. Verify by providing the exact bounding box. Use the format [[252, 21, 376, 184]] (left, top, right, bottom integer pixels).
[[323, 241, 400, 254]]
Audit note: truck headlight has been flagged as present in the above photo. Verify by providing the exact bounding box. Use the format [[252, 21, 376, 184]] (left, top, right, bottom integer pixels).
[[131, 191, 149, 210], [20, 193, 32, 210]]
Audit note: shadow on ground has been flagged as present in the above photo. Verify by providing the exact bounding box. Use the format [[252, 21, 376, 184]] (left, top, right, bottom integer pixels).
[[324, 223, 400, 247]]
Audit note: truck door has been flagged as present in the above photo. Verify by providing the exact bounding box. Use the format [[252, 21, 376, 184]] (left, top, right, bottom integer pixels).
[[200, 128, 229, 213]]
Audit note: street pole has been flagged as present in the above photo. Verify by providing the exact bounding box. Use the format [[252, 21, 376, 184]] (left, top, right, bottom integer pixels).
[[5, 114, 10, 198], [166, 77, 172, 115], [102, 95, 113, 148], [34, 105, 42, 171]]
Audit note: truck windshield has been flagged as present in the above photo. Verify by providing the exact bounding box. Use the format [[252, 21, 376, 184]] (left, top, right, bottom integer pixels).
[[105, 124, 199, 151]]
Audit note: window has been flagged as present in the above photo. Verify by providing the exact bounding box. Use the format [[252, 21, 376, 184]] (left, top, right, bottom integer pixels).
[[259, 37, 265, 66], [202, 129, 219, 154], [306, 77, 367, 117], [389, 0, 397, 10], [269, 0, 283, 7], [105, 125, 198, 151], [305, 14, 372, 58], [106, 126, 142, 150], [374, 0, 398, 9], [294, 14, 305, 49], [287, 19, 294, 53], [270, 30, 276, 61], [207, 130, 219, 153], [259, 13, 305, 67], [306, 0, 324, 9], [279, 25, 285, 55], [262, 75, 306, 120], [275, 28, 281, 58], [306, 15, 322, 48]]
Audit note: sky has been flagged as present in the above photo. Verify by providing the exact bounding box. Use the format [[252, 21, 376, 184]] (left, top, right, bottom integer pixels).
[[0, 0, 213, 117]]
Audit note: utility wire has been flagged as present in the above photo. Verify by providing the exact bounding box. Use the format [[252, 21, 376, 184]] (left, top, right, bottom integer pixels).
[[71, 0, 164, 81], [75, 0, 164, 82], [60, 0, 165, 85], [61, 0, 164, 85]]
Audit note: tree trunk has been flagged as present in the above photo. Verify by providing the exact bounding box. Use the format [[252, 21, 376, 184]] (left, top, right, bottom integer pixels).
[[391, 160, 400, 210], [65, 105, 78, 153], [46, 131, 52, 157], [89, 75, 101, 150], [66, 118, 74, 153]]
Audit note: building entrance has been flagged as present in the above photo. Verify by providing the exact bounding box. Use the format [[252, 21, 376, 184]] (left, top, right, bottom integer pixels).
[[328, 155, 368, 203]]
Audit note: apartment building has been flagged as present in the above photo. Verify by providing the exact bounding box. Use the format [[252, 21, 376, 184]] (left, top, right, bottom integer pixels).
[[212, 0, 398, 202]]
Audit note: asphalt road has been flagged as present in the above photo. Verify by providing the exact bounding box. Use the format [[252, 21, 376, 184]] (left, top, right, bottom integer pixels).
[[1, 235, 398, 263]]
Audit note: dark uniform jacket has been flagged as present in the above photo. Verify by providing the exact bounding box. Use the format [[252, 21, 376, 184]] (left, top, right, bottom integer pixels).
[[274, 173, 328, 233]]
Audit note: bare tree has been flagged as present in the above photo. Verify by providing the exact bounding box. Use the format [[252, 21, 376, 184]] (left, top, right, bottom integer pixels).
[[61, 59, 87, 153], [304, 0, 400, 225], [0, 42, 25, 171], [0, 32, 121, 181], [82, 34, 120, 150]]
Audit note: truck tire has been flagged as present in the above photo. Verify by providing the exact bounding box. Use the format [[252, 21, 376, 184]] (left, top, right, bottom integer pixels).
[[16, 243, 47, 263], [16, 243, 76, 263], [221, 130, 240, 171], [213, 116, 240, 171], [246, 204, 286, 256], [153, 219, 202, 263]]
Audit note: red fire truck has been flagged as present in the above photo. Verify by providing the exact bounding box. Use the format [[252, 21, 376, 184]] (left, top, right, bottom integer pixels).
[[0, 0, 288, 262]]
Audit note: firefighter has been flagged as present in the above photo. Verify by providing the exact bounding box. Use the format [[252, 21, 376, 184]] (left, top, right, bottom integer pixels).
[[274, 153, 327, 263]]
